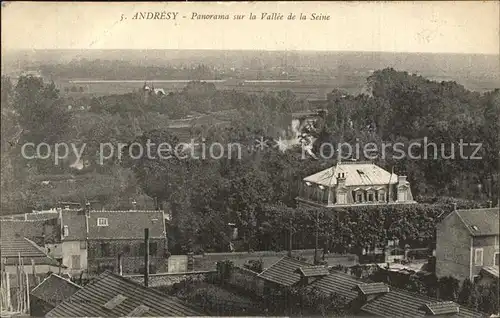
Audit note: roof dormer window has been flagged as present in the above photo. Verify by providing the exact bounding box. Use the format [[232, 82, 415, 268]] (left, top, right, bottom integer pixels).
[[97, 218, 109, 227]]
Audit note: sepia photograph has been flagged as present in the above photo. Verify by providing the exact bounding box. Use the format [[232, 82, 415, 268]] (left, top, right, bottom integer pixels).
[[1, 1, 499, 317]]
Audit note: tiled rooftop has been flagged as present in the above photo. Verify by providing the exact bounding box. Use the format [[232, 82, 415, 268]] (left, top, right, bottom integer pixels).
[[424, 301, 460, 315], [361, 289, 482, 317], [0, 237, 61, 267], [355, 282, 390, 295], [45, 271, 205, 317], [30, 274, 81, 307], [257, 257, 312, 286], [304, 162, 400, 187], [456, 208, 499, 236], [87, 210, 166, 239], [297, 265, 329, 277], [307, 270, 361, 303]]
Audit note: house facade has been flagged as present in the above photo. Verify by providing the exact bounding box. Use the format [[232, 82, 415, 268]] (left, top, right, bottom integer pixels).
[[43, 208, 168, 276], [86, 210, 168, 274], [436, 207, 499, 281], [45, 209, 88, 275], [297, 161, 416, 208]]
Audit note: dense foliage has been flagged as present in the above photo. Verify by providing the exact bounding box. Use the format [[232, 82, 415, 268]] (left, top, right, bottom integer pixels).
[[1, 68, 498, 255]]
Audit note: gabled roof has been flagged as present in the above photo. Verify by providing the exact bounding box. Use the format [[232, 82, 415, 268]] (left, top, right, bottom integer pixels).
[[0, 217, 60, 244], [87, 210, 166, 239], [45, 271, 205, 317], [257, 257, 312, 287], [455, 208, 499, 236], [303, 162, 399, 187], [297, 265, 329, 277], [423, 301, 460, 315], [0, 238, 61, 267], [308, 269, 483, 317], [0, 211, 59, 221], [360, 288, 482, 317], [307, 270, 361, 303], [354, 282, 390, 295], [30, 274, 81, 306]]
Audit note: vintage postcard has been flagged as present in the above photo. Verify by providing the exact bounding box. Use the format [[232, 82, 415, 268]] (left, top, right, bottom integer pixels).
[[1, 1, 499, 317]]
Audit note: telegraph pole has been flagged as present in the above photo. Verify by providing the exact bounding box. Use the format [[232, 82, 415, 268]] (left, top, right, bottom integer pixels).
[[144, 228, 150, 287], [288, 218, 293, 257], [314, 209, 319, 264]]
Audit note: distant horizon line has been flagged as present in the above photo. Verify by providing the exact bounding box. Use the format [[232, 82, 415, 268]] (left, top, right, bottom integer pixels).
[[2, 48, 499, 56]]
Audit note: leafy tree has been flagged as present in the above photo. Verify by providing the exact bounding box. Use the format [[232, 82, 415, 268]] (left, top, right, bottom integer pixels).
[[478, 280, 499, 314], [14, 76, 71, 145], [437, 276, 460, 301], [243, 259, 263, 273]]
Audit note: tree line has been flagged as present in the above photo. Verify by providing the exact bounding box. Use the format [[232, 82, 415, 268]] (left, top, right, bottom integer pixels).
[[1, 69, 498, 257]]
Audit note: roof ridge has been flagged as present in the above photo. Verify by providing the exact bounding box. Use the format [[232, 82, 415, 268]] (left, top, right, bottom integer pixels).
[[89, 210, 164, 213], [257, 256, 312, 278], [30, 273, 82, 294], [257, 256, 287, 277], [23, 237, 49, 254], [456, 207, 499, 212], [454, 210, 474, 235], [30, 274, 53, 294], [46, 271, 105, 316], [301, 264, 327, 268], [50, 273, 83, 288], [0, 218, 56, 222]]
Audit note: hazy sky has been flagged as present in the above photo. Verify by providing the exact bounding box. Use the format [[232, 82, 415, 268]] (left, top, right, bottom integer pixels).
[[2, 1, 499, 54]]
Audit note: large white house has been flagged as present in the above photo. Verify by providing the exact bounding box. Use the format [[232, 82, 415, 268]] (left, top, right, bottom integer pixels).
[[297, 161, 416, 208]]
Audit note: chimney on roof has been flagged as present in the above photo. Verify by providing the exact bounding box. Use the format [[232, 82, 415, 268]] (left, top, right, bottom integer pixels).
[[453, 203, 457, 211], [85, 201, 91, 217], [398, 176, 407, 184], [337, 171, 346, 188]]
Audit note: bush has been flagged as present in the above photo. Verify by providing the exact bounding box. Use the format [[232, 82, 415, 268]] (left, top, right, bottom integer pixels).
[[243, 259, 263, 273]]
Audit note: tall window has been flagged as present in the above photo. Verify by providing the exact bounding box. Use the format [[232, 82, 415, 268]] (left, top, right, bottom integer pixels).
[[494, 253, 499, 266], [474, 248, 483, 266], [71, 255, 81, 269], [378, 191, 385, 202], [100, 242, 111, 257]]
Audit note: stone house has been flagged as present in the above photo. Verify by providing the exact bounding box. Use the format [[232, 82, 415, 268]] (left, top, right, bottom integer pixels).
[[86, 210, 168, 274], [436, 207, 499, 281]]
